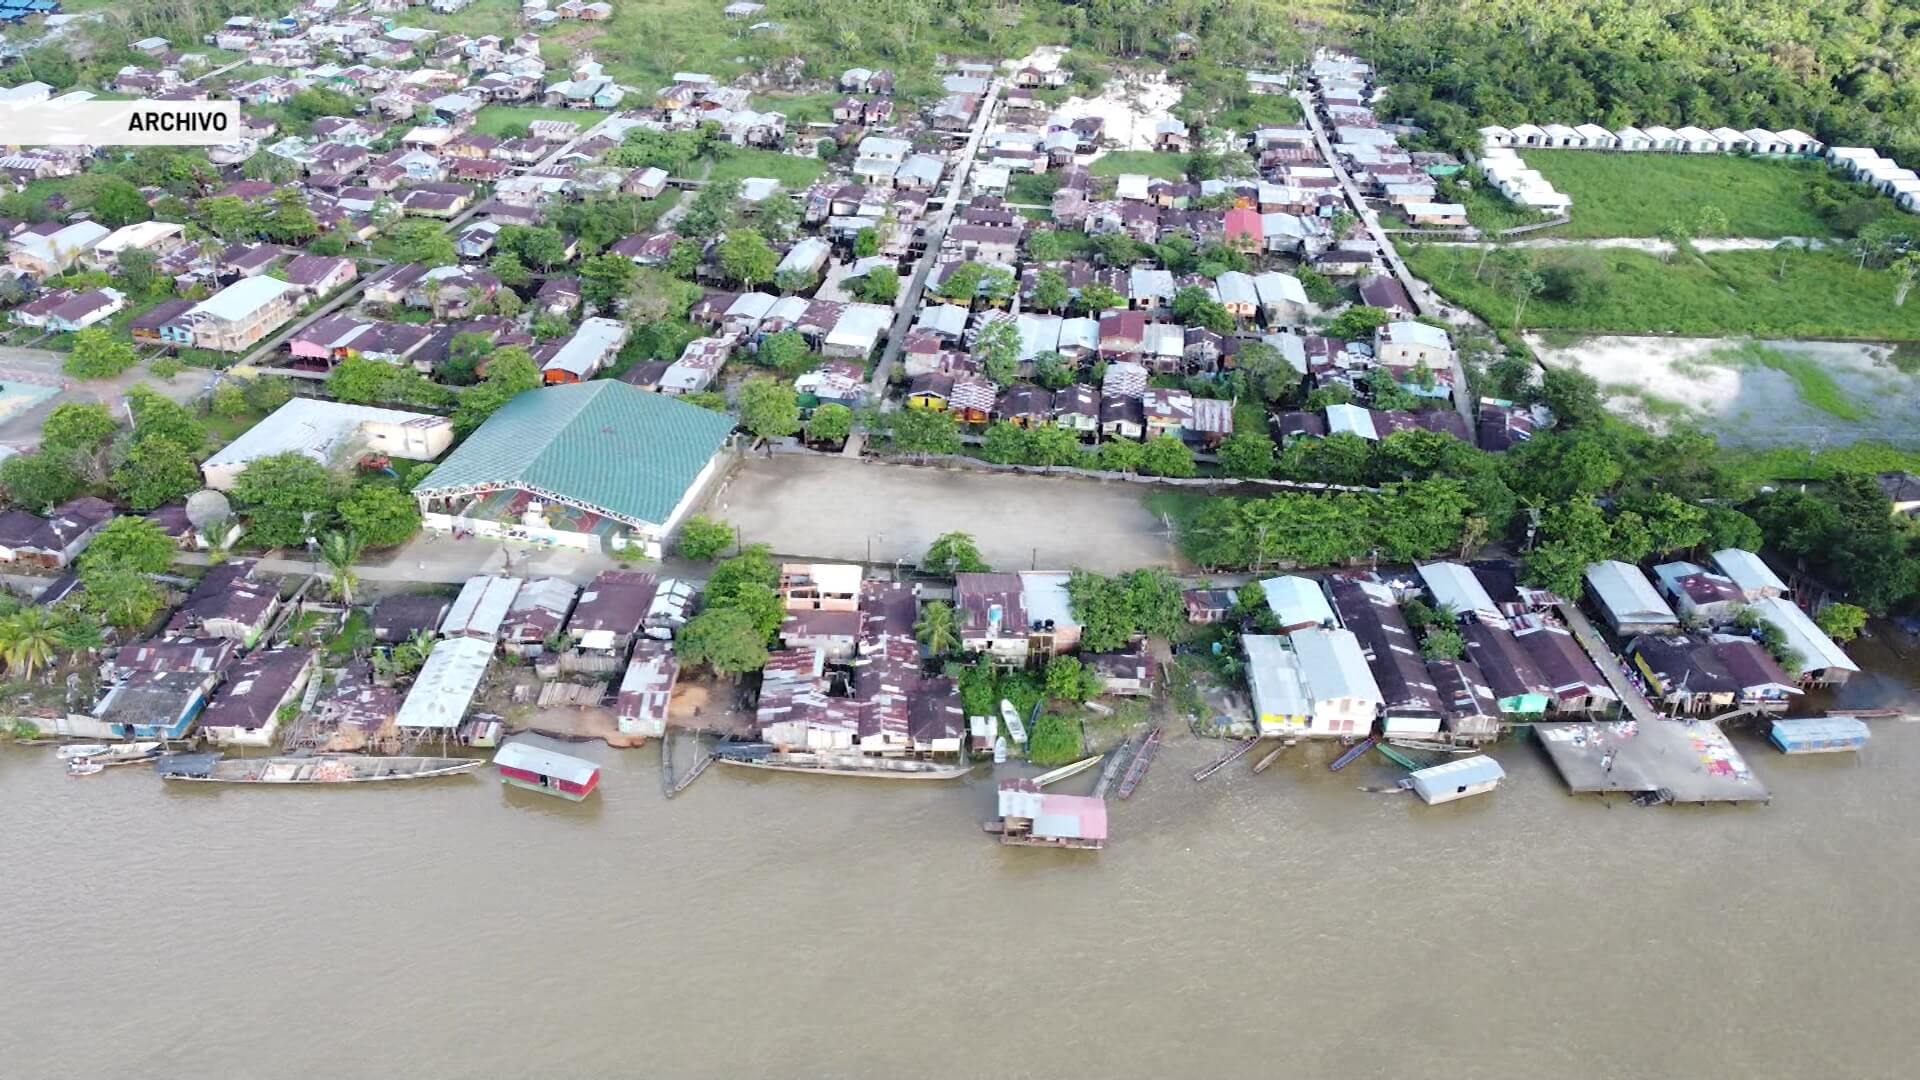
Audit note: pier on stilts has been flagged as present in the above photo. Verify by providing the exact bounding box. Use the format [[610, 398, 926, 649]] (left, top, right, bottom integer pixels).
[[660, 729, 717, 799], [1115, 726, 1162, 800], [1193, 737, 1259, 782]]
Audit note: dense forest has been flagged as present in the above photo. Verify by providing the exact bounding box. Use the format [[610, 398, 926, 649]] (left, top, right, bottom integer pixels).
[[1363, 0, 1920, 160]]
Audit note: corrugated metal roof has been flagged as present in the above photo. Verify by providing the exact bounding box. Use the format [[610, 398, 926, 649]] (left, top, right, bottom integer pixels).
[[1409, 754, 1504, 794], [1584, 561, 1677, 625], [394, 636, 492, 729], [441, 575, 520, 639], [494, 736, 598, 783], [1751, 596, 1859, 673], [414, 381, 734, 528], [1710, 548, 1788, 597], [1418, 562, 1499, 620], [1289, 627, 1384, 705]]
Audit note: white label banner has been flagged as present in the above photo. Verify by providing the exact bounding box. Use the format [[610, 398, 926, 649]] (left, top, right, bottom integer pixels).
[[0, 100, 245, 146]]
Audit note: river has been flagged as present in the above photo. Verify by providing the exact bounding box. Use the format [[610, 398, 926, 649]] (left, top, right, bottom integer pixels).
[[7, 642, 1920, 1080]]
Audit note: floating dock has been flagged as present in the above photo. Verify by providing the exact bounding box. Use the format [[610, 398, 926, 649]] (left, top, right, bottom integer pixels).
[[1535, 720, 1769, 804], [1329, 737, 1375, 772]]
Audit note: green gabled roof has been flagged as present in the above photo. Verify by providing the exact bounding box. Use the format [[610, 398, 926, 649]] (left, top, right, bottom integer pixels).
[[418, 381, 735, 527]]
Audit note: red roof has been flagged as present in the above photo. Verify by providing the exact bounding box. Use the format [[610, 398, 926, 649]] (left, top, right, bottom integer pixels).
[[1224, 207, 1262, 244]]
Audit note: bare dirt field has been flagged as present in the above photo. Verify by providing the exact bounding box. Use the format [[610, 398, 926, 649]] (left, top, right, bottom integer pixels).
[[710, 454, 1185, 572], [0, 349, 215, 451], [1529, 333, 1920, 448]]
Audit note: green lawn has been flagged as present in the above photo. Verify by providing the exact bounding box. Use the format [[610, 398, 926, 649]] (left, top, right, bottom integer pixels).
[[1212, 94, 1302, 133], [471, 105, 608, 137], [1523, 152, 1858, 239], [707, 147, 826, 188], [1008, 170, 1062, 206], [1720, 442, 1920, 485], [1090, 151, 1190, 180], [752, 91, 843, 126], [1406, 243, 1920, 340]]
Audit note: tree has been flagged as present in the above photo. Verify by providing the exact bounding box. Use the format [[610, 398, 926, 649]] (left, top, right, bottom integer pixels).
[[978, 267, 1017, 306], [338, 483, 423, 547], [922, 531, 989, 574], [115, 247, 165, 298], [64, 328, 139, 380], [1327, 305, 1392, 340], [384, 220, 457, 267], [706, 543, 778, 600], [1024, 423, 1082, 468], [578, 252, 638, 312], [79, 566, 165, 630], [1217, 431, 1276, 478], [737, 376, 801, 442], [452, 348, 540, 436], [41, 402, 117, 458], [675, 607, 769, 675], [1815, 603, 1868, 643], [498, 225, 569, 271], [80, 517, 176, 576], [854, 266, 899, 304], [1893, 252, 1920, 307], [853, 227, 880, 258], [263, 187, 319, 244], [0, 607, 61, 680], [682, 391, 729, 412], [973, 318, 1022, 385], [202, 195, 264, 241], [441, 331, 494, 386], [1025, 229, 1072, 262], [676, 515, 733, 561], [1702, 505, 1764, 553], [1043, 654, 1101, 702], [757, 329, 813, 374], [1421, 626, 1465, 660], [329, 355, 452, 409], [806, 402, 853, 445], [318, 532, 365, 604], [933, 261, 986, 304], [981, 420, 1027, 464], [1030, 351, 1073, 390], [230, 453, 343, 550], [1, 452, 82, 511], [710, 580, 785, 640], [112, 434, 201, 511], [719, 229, 778, 290], [1065, 569, 1185, 652], [889, 409, 962, 458], [488, 250, 533, 289], [1140, 434, 1196, 478], [54, 613, 104, 666], [1076, 282, 1124, 313], [1097, 437, 1146, 474], [1033, 268, 1070, 313], [915, 599, 959, 657], [84, 176, 153, 228]]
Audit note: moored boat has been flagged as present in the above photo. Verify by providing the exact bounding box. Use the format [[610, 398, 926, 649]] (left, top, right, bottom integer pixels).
[[715, 744, 971, 780], [68, 759, 104, 777], [157, 753, 483, 784], [999, 699, 1028, 746], [56, 744, 111, 761]]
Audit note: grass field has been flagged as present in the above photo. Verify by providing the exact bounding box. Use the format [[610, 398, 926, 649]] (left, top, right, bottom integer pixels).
[[1090, 151, 1190, 180], [707, 147, 826, 188], [1721, 442, 1920, 485], [1211, 94, 1301, 133], [1458, 173, 1551, 233], [1523, 152, 1850, 239], [752, 92, 843, 126], [1407, 244, 1920, 339], [470, 105, 609, 137]]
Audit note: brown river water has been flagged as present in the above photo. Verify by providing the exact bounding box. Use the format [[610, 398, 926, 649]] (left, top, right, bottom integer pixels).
[[7, 637, 1920, 1080]]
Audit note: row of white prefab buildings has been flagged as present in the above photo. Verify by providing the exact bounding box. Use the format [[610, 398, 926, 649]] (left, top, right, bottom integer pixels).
[[1477, 122, 1920, 216]]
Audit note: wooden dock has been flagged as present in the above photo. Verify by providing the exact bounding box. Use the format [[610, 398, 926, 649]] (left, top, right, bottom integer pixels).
[[1115, 726, 1162, 800], [1193, 737, 1259, 782], [1535, 719, 1770, 804]]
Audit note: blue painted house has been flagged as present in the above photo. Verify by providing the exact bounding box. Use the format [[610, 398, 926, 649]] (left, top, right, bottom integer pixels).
[[89, 669, 219, 740]]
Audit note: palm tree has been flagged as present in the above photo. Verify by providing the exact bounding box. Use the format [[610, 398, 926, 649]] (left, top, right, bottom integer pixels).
[[914, 600, 959, 658], [0, 608, 62, 682], [319, 532, 365, 605]]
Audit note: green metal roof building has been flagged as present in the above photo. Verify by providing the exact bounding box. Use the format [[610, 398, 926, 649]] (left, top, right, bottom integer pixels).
[[413, 381, 736, 557]]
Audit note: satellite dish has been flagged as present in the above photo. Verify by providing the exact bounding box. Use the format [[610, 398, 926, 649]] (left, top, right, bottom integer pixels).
[[185, 489, 232, 530]]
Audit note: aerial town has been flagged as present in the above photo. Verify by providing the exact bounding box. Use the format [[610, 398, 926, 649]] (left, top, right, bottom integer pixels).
[[0, 2, 1913, 851]]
